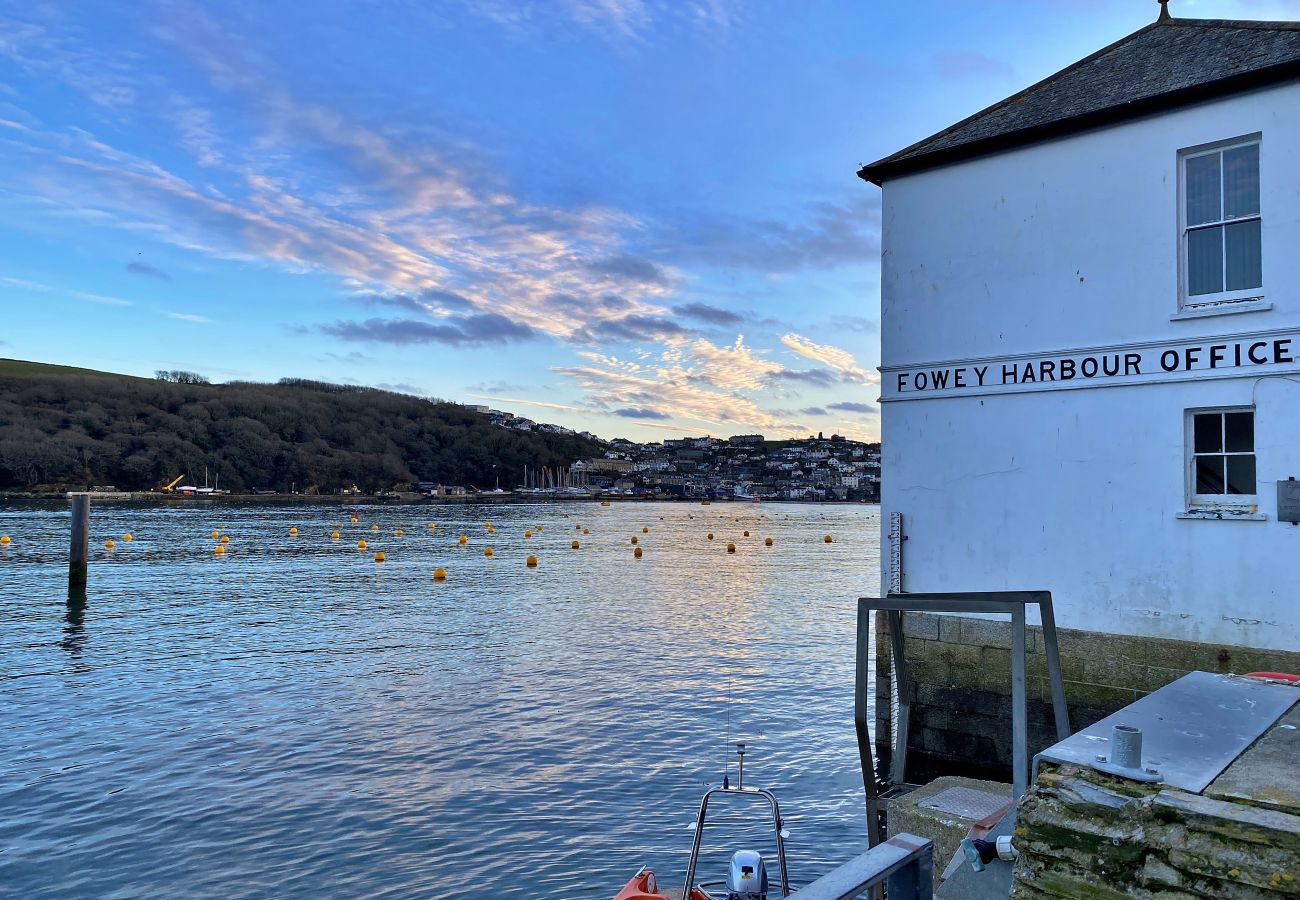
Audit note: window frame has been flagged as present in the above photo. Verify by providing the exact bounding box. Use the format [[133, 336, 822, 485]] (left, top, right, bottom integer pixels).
[[1177, 134, 1263, 310], [1185, 405, 1258, 510]]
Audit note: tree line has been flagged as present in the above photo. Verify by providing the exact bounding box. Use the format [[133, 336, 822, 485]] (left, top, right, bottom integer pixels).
[[0, 369, 602, 493]]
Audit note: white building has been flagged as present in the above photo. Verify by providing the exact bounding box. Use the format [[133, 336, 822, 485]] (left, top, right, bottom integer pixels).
[[861, 9, 1300, 773]]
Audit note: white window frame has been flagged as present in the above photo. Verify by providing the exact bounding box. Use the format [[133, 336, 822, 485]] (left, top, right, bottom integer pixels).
[[1177, 134, 1263, 310], [1185, 405, 1257, 510]]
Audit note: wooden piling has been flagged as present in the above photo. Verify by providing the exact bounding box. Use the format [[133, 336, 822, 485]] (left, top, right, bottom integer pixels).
[[69, 494, 89, 593]]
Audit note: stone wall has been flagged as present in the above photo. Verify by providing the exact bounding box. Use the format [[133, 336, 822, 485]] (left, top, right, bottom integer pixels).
[[1011, 763, 1300, 897], [874, 611, 1300, 782]]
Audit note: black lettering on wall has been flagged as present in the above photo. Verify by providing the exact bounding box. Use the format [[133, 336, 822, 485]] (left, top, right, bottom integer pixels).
[[1160, 350, 1179, 372], [1002, 364, 1018, 385], [974, 366, 988, 385], [1081, 357, 1098, 378], [1276, 339, 1294, 364], [1124, 353, 1141, 375], [1249, 342, 1268, 364]]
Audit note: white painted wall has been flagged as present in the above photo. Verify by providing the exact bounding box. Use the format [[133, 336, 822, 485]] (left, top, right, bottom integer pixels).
[[878, 81, 1300, 652]]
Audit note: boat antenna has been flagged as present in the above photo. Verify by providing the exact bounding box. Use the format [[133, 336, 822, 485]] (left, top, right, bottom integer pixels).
[[722, 677, 732, 789]]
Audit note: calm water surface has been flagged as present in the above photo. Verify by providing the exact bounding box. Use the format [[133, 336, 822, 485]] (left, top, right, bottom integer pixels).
[[1, 500, 878, 898]]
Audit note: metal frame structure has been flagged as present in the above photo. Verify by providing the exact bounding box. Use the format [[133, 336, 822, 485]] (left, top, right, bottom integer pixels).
[[790, 833, 933, 899], [681, 786, 791, 899], [854, 591, 1071, 843]]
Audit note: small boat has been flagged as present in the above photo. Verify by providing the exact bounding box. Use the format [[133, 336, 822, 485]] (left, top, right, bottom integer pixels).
[[613, 744, 791, 900]]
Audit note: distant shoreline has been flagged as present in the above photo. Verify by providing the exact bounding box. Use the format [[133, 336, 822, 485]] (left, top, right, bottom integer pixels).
[[2, 491, 877, 506]]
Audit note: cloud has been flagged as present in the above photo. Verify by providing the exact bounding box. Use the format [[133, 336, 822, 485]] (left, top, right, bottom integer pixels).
[[585, 254, 669, 286], [800, 407, 828, 416], [934, 50, 1015, 81], [466, 394, 587, 414], [663, 194, 881, 273], [781, 333, 875, 384], [321, 314, 536, 346], [689, 336, 784, 390], [126, 261, 170, 280], [583, 314, 692, 343], [354, 288, 477, 314], [322, 351, 371, 365], [164, 311, 210, 323], [467, 379, 531, 393], [827, 401, 877, 414], [828, 315, 877, 334], [672, 302, 742, 326], [767, 368, 837, 387], [375, 381, 424, 394], [614, 406, 671, 419]]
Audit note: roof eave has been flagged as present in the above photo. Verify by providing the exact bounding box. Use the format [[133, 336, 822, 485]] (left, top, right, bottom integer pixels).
[[857, 60, 1300, 186]]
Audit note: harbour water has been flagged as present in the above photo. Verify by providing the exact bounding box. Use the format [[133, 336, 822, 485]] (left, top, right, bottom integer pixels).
[[1, 500, 878, 898]]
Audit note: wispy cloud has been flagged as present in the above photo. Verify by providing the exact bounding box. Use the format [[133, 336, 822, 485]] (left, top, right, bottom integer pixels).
[[127, 261, 170, 280], [934, 50, 1015, 81], [164, 311, 210, 322], [672, 301, 743, 326], [827, 401, 876, 414], [614, 406, 670, 419], [320, 314, 536, 346], [781, 333, 874, 384]]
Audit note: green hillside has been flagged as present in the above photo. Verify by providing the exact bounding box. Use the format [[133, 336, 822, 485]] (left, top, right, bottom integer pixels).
[[0, 360, 602, 493]]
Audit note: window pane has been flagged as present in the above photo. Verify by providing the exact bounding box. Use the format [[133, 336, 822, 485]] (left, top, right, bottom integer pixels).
[[1196, 456, 1225, 494], [1225, 412, 1253, 452], [1226, 454, 1256, 495], [1186, 153, 1222, 225], [1194, 413, 1222, 453], [1187, 226, 1223, 295], [1223, 144, 1259, 218], [1225, 219, 1262, 291]]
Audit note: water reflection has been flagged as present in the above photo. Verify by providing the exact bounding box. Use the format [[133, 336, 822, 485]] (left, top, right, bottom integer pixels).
[[0, 499, 879, 899]]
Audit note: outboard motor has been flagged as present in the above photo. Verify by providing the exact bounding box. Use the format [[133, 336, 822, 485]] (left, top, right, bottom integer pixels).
[[726, 850, 768, 900]]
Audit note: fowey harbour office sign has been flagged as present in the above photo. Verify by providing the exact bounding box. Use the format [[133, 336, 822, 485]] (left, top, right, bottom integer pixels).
[[881, 327, 1300, 402]]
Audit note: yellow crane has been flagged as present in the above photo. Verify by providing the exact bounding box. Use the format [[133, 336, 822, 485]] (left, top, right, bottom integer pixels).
[[159, 474, 185, 493]]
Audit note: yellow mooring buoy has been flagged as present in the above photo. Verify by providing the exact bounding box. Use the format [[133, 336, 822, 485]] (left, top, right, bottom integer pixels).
[[104, 539, 116, 550], [824, 535, 833, 543], [634, 546, 643, 559], [220, 535, 230, 544], [358, 539, 368, 550], [428, 523, 436, 530], [524, 530, 533, 538], [123, 533, 134, 542], [571, 540, 580, 549], [290, 527, 299, 536], [370, 524, 379, 532], [526, 555, 538, 568], [210, 530, 220, 539], [0, 535, 9, 545], [331, 531, 340, 540], [433, 567, 446, 581], [576, 524, 582, 530], [395, 529, 405, 537], [484, 547, 494, 557], [727, 543, 736, 553], [459, 535, 468, 545], [765, 537, 774, 546], [214, 545, 225, 555], [583, 528, 590, 535], [642, 527, 649, 533], [374, 551, 385, 562], [630, 536, 638, 545]]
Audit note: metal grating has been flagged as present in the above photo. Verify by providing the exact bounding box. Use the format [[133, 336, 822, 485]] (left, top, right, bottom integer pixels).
[[917, 786, 1011, 821]]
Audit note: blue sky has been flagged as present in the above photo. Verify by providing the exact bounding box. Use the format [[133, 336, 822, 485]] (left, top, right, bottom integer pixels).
[[1, 0, 1293, 441]]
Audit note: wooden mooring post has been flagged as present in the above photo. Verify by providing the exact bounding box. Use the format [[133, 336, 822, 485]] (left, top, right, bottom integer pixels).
[[69, 494, 90, 594]]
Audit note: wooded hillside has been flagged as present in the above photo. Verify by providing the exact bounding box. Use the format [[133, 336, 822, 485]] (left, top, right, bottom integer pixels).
[[0, 360, 602, 493]]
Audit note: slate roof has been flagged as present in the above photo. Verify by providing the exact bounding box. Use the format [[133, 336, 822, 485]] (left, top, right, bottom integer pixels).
[[859, 14, 1300, 185]]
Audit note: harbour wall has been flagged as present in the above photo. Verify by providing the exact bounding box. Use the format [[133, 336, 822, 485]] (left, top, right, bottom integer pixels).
[[874, 611, 1300, 782]]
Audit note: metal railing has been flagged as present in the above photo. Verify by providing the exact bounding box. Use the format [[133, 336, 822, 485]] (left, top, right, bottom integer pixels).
[[790, 833, 932, 899]]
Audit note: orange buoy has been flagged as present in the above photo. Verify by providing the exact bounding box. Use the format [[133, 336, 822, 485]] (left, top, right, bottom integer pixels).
[[0, 535, 9, 545], [526, 554, 538, 568], [630, 536, 638, 545], [433, 567, 446, 581], [824, 535, 833, 543], [576, 524, 582, 530], [524, 530, 533, 538], [395, 528, 405, 537], [634, 546, 643, 559], [220, 535, 230, 544], [289, 527, 299, 536], [104, 539, 116, 550], [214, 544, 225, 555], [458, 535, 468, 545], [642, 527, 648, 533], [583, 528, 589, 535], [123, 533, 134, 542], [765, 537, 773, 546], [374, 551, 385, 562], [358, 539, 368, 549], [331, 531, 340, 540], [571, 540, 580, 549], [727, 543, 736, 553], [484, 547, 494, 557], [210, 530, 220, 539], [370, 524, 379, 532]]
